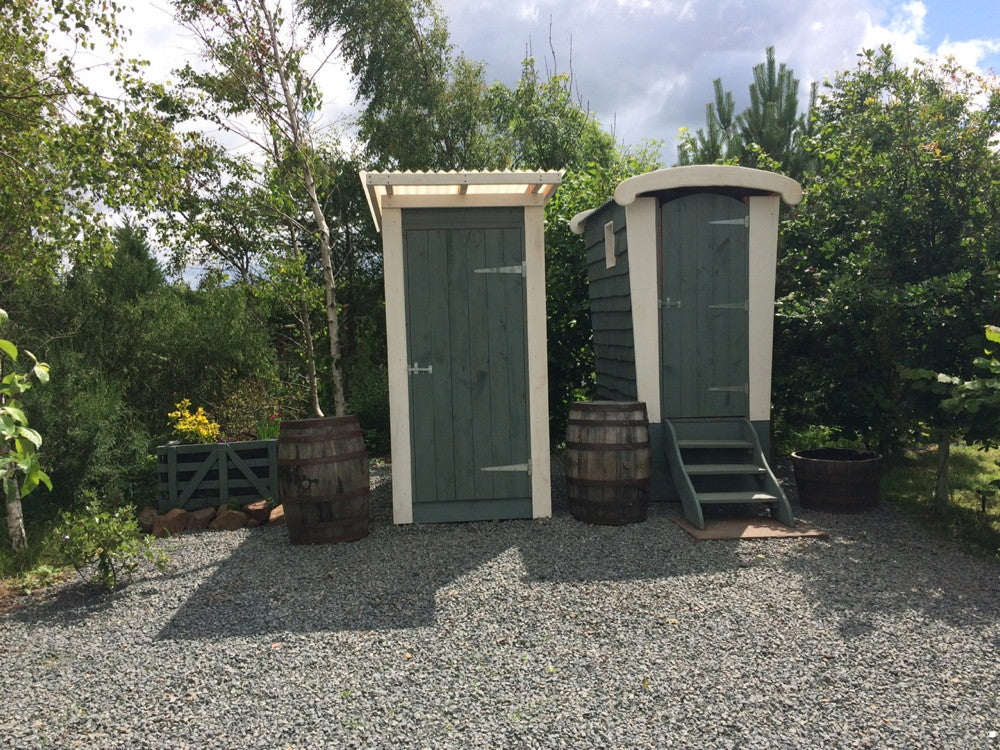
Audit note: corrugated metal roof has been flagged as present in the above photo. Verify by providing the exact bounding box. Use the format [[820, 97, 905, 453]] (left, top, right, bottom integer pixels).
[[360, 170, 563, 231]]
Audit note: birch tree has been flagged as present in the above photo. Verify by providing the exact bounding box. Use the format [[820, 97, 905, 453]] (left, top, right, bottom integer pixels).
[[174, 0, 347, 415]]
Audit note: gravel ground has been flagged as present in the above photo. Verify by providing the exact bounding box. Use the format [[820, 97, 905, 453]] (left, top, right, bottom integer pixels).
[[1, 458, 998, 749]]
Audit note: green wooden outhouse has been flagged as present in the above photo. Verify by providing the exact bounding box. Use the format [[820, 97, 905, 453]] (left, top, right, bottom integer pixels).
[[570, 166, 802, 528], [362, 170, 562, 524]]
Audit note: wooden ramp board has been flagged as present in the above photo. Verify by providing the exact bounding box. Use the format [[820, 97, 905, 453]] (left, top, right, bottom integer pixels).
[[674, 517, 827, 540]]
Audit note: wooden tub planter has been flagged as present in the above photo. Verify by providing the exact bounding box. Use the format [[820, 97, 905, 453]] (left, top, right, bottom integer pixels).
[[157, 440, 278, 512], [790, 448, 883, 513]]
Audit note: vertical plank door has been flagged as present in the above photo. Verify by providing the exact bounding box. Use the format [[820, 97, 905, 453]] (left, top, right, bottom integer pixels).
[[402, 208, 532, 522], [660, 193, 750, 419]]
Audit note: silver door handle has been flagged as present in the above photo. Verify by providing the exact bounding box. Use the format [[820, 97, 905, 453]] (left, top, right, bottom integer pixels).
[[408, 362, 433, 374]]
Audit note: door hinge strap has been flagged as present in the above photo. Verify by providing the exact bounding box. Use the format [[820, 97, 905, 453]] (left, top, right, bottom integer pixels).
[[474, 262, 526, 277], [708, 384, 749, 394], [709, 217, 749, 227], [480, 460, 531, 475], [708, 300, 749, 311]]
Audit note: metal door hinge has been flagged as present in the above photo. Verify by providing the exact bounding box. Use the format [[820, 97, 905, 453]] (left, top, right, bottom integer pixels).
[[709, 384, 749, 394], [408, 362, 433, 375], [709, 216, 749, 227], [709, 300, 749, 311], [480, 460, 531, 475], [475, 261, 526, 277]]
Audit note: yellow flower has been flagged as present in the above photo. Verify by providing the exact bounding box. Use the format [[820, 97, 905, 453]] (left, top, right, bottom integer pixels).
[[168, 399, 221, 443]]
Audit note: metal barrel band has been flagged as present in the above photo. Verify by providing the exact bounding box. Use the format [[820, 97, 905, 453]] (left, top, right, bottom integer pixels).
[[278, 431, 363, 444], [567, 418, 648, 427], [569, 402, 648, 413], [566, 477, 651, 488], [565, 440, 650, 451], [287, 487, 370, 503], [277, 449, 369, 467]]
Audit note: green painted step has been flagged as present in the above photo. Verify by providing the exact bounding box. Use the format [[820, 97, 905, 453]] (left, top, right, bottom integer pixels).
[[684, 463, 766, 476], [677, 439, 753, 449], [696, 491, 778, 505]]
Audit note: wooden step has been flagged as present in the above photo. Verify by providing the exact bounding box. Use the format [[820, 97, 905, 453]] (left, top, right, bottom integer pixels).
[[684, 463, 766, 476], [697, 491, 778, 505], [677, 439, 753, 449]]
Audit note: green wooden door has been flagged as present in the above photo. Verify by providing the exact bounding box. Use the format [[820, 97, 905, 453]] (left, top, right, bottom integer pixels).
[[660, 193, 749, 419], [402, 208, 532, 523]]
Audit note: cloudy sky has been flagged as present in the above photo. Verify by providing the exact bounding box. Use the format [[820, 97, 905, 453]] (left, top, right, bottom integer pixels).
[[121, 0, 999, 163]]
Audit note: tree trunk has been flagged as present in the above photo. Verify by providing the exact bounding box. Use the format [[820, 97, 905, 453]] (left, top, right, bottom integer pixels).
[[283, 221, 324, 418], [934, 428, 952, 513], [260, 0, 346, 416], [5, 480, 26, 551], [299, 297, 323, 418]]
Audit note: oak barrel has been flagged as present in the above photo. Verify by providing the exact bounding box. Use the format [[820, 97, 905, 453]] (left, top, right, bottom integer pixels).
[[565, 401, 651, 525], [791, 448, 882, 513], [277, 416, 369, 544]]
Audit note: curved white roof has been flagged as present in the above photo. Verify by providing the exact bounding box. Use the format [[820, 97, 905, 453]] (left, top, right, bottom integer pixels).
[[614, 165, 802, 207]]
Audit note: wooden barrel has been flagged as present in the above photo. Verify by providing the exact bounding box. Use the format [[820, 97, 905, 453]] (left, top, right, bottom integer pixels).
[[565, 401, 651, 525], [791, 448, 882, 513], [277, 416, 369, 544]]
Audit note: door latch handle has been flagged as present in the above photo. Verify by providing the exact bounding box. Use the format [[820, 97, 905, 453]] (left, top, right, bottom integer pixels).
[[408, 362, 433, 375]]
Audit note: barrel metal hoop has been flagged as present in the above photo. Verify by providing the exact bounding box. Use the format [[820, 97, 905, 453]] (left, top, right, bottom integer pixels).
[[278, 433, 364, 444], [568, 402, 648, 413], [277, 449, 369, 466], [567, 419, 648, 427], [285, 487, 370, 503], [566, 440, 650, 451], [566, 477, 651, 487]]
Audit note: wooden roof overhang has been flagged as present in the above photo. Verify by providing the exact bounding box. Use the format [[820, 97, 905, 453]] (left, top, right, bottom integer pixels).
[[361, 170, 564, 232]]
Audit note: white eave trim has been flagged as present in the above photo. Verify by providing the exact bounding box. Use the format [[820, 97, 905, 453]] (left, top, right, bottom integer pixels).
[[360, 169, 564, 232], [569, 208, 597, 235], [613, 165, 803, 207]]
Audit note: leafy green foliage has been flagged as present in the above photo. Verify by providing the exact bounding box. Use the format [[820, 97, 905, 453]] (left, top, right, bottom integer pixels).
[[1, 0, 196, 289], [1, 309, 52, 550], [776, 47, 1000, 452], [52, 494, 168, 591]]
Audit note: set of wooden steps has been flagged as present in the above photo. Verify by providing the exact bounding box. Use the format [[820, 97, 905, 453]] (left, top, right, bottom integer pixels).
[[664, 419, 794, 529]]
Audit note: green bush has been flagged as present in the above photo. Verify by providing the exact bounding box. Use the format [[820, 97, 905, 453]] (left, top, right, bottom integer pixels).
[[51, 494, 167, 591], [24, 350, 154, 510], [346, 347, 390, 456]]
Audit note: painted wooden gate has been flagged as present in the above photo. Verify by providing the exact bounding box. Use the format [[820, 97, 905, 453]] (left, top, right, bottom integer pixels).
[[402, 207, 532, 523], [660, 193, 749, 419]]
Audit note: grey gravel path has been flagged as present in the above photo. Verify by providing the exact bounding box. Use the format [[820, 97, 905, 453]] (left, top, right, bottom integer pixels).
[[1, 458, 998, 749]]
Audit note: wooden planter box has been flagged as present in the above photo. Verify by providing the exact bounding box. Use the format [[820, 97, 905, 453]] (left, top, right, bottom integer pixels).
[[157, 440, 278, 512]]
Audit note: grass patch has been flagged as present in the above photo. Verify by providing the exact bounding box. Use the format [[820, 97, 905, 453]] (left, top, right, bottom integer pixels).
[[882, 442, 1000, 562]]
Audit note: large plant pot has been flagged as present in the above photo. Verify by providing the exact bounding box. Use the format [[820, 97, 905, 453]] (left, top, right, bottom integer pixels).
[[277, 416, 369, 544], [790, 448, 883, 513]]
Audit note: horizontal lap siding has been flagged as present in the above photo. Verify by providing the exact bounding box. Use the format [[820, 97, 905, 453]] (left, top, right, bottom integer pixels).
[[583, 204, 637, 401]]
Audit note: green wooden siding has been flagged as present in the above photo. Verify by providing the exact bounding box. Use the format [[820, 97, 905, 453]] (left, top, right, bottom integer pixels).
[[402, 208, 531, 523], [583, 202, 638, 401], [660, 193, 749, 419]]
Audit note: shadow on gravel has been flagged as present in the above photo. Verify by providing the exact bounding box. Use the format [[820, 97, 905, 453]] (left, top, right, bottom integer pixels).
[[151, 459, 998, 640], [779, 505, 1000, 632], [155, 463, 752, 639], [155, 506, 745, 640]]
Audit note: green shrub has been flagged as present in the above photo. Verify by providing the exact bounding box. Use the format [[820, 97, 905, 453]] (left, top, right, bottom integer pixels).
[[51, 494, 168, 591], [346, 348, 390, 456], [24, 350, 154, 510]]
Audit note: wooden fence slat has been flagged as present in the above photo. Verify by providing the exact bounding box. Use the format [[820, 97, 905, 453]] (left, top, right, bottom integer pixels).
[[176, 448, 220, 507]]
